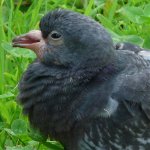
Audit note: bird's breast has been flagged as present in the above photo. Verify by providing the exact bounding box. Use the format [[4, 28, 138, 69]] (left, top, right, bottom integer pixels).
[[18, 62, 87, 135]]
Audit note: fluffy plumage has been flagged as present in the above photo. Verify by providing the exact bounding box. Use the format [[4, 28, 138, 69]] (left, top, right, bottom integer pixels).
[[13, 10, 150, 150]]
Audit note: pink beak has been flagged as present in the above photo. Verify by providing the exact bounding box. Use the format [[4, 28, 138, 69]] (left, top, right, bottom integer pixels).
[[12, 30, 44, 59]]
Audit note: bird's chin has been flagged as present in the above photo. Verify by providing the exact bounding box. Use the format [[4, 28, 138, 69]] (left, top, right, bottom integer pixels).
[[12, 30, 45, 60]]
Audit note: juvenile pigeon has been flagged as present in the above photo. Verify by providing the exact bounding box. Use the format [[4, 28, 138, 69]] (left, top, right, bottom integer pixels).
[[12, 9, 150, 150]]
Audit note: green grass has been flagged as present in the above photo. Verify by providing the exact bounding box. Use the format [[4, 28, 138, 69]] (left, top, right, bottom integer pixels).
[[0, 0, 150, 149]]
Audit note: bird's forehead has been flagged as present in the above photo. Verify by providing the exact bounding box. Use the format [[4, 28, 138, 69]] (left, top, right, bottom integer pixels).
[[40, 9, 83, 25], [40, 10, 76, 37], [39, 9, 96, 38]]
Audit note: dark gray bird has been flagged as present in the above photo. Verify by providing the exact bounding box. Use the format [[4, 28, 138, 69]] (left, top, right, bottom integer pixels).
[[12, 9, 150, 150]]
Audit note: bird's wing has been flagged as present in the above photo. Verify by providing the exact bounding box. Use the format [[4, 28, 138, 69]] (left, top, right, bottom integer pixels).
[[138, 50, 150, 61], [115, 42, 142, 53], [115, 42, 150, 60], [112, 67, 150, 120]]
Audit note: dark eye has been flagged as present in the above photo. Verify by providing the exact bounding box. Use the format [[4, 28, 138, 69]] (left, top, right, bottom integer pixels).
[[50, 31, 61, 39]]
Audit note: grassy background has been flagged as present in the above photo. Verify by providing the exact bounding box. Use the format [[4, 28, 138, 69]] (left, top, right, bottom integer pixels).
[[0, 0, 150, 149]]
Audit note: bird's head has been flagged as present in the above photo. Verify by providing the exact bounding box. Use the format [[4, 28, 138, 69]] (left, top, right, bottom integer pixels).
[[12, 9, 115, 69]]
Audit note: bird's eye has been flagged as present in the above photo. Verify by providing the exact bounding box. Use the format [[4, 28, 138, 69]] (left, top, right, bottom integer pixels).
[[50, 31, 62, 40]]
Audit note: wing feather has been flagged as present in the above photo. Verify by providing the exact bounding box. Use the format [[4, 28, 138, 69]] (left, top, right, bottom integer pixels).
[[112, 67, 150, 120]]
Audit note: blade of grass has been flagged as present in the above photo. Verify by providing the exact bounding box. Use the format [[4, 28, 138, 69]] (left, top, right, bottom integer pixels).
[[0, 0, 6, 94], [84, 0, 94, 16]]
